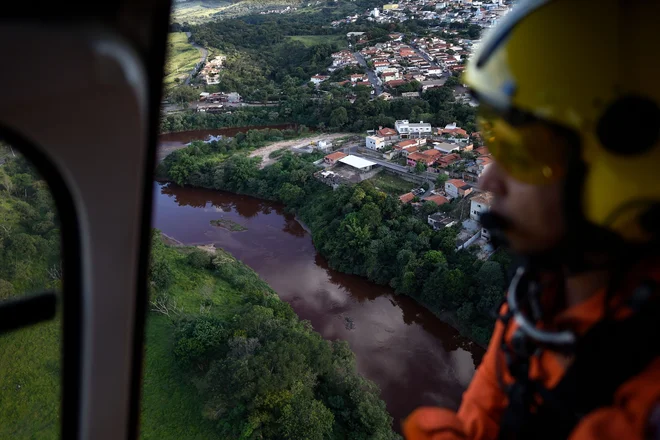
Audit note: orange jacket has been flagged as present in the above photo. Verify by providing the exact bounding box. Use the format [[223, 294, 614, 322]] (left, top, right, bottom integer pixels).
[[404, 278, 660, 440]]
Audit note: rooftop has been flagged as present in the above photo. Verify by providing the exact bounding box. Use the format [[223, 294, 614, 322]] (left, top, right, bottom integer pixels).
[[424, 194, 449, 206], [399, 192, 415, 204], [339, 155, 377, 169], [325, 151, 347, 161], [471, 192, 493, 206], [447, 179, 470, 189]]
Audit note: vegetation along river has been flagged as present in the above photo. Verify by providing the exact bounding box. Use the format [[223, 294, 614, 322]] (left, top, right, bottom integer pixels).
[[152, 181, 485, 429]]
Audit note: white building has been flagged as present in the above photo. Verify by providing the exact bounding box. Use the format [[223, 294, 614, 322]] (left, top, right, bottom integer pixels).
[[433, 142, 460, 154], [394, 120, 432, 138], [338, 155, 377, 171], [310, 75, 329, 85], [470, 192, 493, 221], [445, 179, 472, 199], [365, 135, 385, 150]]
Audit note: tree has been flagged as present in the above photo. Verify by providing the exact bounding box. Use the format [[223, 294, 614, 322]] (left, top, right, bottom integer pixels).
[[329, 107, 348, 128], [436, 173, 448, 186], [188, 249, 211, 269], [0, 279, 14, 300], [168, 85, 199, 106], [278, 183, 304, 206], [414, 161, 427, 174], [279, 397, 334, 440]]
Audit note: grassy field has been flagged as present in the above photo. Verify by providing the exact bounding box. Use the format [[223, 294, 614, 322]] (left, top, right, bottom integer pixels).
[[287, 34, 347, 47], [164, 32, 203, 87], [171, 0, 231, 24], [139, 238, 252, 438], [0, 319, 60, 440], [369, 172, 416, 196], [140, 317, 218, 440]]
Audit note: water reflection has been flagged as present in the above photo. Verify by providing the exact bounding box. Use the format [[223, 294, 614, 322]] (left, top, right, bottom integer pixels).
[[152, 181, 485, 429]]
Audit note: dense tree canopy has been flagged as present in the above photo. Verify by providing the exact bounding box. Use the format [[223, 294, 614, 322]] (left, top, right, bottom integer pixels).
[[150, 232, 400, 439]]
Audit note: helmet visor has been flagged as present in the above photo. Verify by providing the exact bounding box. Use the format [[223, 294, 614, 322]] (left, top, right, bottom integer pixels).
[[477, 105, 570, 185]]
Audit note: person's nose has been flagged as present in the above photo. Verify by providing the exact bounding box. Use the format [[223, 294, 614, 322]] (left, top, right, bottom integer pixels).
[[478, 161, 507, 196]]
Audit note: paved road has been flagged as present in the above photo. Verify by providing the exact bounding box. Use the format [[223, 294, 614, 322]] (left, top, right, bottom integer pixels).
[[185, 40, 208, 86], [410, 43, 440, 67], [354, 52, 383, 95]]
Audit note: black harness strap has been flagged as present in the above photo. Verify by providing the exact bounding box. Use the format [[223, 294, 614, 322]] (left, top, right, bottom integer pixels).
[[498, 282, 660, 439]]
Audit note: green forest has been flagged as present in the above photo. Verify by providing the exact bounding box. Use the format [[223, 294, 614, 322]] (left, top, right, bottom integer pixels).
[[158, 135, 509, 345], [161, 83, 477, 135], [144, 233, 399, 439], [0, 145, 399, 438], [0, 146, 62, 439]]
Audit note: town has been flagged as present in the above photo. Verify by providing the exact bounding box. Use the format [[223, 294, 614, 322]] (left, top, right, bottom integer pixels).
[[164, 0, 513, 261], [311, 117, 494, 259]]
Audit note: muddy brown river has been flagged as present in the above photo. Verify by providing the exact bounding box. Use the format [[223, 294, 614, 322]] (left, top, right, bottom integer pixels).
[[152, 181, 485, 431]]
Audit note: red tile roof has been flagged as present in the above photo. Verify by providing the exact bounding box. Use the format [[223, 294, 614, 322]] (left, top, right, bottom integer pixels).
[[399, 192, 415, 204], [422, 149, 442, 158], [424, 195, 449, 206], [325, 151, 347, 161], [395, 139, 418, 149], [475, 146, 489, 156], [378, 127, 397, 137], [447, 179, 470, 189]]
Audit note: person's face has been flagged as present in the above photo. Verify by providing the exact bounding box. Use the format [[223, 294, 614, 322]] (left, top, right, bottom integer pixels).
[[478, 161, 566, 255]]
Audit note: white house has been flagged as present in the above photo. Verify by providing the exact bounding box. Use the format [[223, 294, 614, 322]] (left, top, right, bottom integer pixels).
[[395, 120, 432, 138], [310, 75, 329, 85], [445, 179, 472, 199], [470, 192, 493, 221], [366, 135, 385, 150]]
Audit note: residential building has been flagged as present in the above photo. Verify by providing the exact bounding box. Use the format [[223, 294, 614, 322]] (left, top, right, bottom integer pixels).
[[350, 74, 367, 82], [378, 92, 393, 100], [474, 146, 489, 156], [476, 155, 493, 176], [440, 122, 468, 137], [377, 127, 398, 140], [395, 120, 433, 138], [407, 152, 436, 167], [401, 91, 421, 98], [436, 153, 461, 168], [445, 179, 473, 198], [399, 192, 415, 204], [428, 212, 456, 229], [433, 142, 460, 154], [311, 75, 329, 85], [421, 79, 447, 91], [317, 140, 332, 152], [470, 192, 493, 221], [424, 194, 449, 206], [366, 135, 385, 150], [401, 146, 419, 157], [324, 151, 347, 164]]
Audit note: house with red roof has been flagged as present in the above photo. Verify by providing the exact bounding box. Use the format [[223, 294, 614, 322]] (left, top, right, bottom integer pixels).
[[324, 151, 347, 164], [399, 192, 415, 204], [424, 194, 449, 206]]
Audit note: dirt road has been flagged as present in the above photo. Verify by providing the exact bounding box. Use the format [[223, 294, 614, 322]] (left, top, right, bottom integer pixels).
[[250, 133, 354, 168]]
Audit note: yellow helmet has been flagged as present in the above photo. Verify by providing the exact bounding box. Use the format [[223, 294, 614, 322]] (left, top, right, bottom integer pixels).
[[464, 0, 660, 245]]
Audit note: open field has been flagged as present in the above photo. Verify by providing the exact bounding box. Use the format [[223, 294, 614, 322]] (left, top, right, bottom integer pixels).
[[368, 172, 416, 196], [164, 32, 203, 87], [171, 0, 231, 24], [249, 133, 352, 168], [287, 35, 347, 47]]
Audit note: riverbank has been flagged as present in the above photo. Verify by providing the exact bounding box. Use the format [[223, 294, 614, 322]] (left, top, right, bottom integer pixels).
[[153, 181, 485, 430], [156, 127, 505, 349], [143, 231, 400, 438]]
